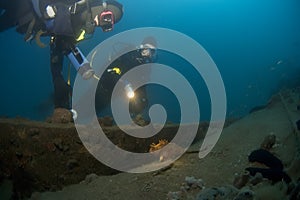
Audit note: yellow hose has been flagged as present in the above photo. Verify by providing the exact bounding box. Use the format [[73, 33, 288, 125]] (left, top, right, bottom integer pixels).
[[67, 62, 71, 86]]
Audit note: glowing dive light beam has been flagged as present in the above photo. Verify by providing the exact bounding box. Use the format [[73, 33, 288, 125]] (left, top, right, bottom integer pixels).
[[124, 83, 135, 99]]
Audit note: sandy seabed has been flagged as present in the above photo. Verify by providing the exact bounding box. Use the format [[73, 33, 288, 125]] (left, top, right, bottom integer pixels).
[[1, 88, 300, 200]]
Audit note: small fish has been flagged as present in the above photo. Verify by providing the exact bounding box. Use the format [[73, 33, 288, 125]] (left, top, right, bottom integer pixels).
[[276, 60, 283, 65]]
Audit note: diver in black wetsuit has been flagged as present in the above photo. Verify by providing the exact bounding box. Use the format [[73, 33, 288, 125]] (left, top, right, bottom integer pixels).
[[96, 40, 157, 117], [0, 0, 123, 110]]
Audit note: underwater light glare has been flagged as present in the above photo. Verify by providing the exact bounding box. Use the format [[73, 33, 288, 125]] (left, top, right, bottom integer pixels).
[[124, 83, 135, 99], [127, 91, 135, 99], [72, 27, 227, 173]]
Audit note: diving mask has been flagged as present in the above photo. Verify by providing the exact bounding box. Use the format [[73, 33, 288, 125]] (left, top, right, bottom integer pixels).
[[139, 43, 156, 61], [97, 11, 114, 32]]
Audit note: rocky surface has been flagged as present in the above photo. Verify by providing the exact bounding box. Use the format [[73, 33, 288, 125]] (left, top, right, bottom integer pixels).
[[0, 88, 299, 200]]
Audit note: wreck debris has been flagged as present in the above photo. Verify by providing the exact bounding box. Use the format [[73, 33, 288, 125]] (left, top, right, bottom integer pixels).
[[233, 170, 250, 189], [149, 139, 169, 152], [260, 133, 276, 150], [47, 108, 73, 124]]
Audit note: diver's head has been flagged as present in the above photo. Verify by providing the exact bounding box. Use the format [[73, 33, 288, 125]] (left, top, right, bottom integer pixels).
[[91, 0, 123, 32], [139, 43, 157, 62], [140, 45, 152, 57], [94, 9, 114, 32]]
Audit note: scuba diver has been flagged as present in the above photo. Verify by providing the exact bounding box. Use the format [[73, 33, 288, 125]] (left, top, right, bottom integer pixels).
[[96, 38, 157, 118], [0, 0, 123, 111]]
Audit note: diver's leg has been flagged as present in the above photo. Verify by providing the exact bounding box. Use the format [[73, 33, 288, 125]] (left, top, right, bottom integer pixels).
[[50, 37, 71, 109]]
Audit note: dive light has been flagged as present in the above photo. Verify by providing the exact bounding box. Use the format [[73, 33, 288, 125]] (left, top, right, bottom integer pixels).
[[67, 47, 95, 80], [124, 83, 135, 99]]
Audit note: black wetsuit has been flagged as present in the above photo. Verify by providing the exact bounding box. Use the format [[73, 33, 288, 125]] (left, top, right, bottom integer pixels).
[[0, 0, 33, 32], [95, 48, 154, 116], [0, 0, 87, 108], [0, 0, 124, 109]]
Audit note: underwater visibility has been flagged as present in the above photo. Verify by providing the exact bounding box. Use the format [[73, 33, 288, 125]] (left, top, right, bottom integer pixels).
[[0, 0, 300, 199]]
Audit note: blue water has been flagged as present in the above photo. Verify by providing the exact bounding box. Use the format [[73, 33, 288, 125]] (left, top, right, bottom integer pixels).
[[0, 0, 300, 122]]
